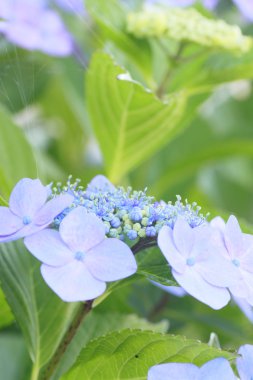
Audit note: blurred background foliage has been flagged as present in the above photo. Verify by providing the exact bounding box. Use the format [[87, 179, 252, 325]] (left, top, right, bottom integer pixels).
[[1, 0, 253, 378]]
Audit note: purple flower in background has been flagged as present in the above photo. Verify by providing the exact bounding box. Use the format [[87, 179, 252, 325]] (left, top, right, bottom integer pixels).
[[211, 215, 253, 305], [24, 207, 137, 302], [0, 178, 73, 243], [148, 357, 236, 380], [86, 175, 116, 193], [0, 0, 74, 55], [237, 344, 253, 380], [158, 218, 240, 309]]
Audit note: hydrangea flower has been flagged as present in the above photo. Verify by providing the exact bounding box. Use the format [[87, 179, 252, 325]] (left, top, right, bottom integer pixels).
[[0, 178, 73, 243], [148, 357, 236, 380], [24, 207, 137, 302], [211, 215, 253, 305], [237, 344, 253, 379], [157, 218, 240, 309], [0, 0, 74, 55]]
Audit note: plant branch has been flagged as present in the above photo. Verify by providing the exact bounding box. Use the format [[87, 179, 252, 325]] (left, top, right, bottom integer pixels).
[[41, 300, 93, 380], [131, 237, 157, 255]]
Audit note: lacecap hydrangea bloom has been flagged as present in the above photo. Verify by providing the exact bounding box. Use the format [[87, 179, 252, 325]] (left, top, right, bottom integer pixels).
[[148, 343, 253, 379], [0, 0, 83, 55]]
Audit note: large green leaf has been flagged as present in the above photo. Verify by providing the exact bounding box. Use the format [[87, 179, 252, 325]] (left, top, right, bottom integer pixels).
[[0, 241, 78, 378], [86, 52, 188, 183], [63, 329, 235, 380], [52, 312, 168, 379], [0, 105, 37, 201]]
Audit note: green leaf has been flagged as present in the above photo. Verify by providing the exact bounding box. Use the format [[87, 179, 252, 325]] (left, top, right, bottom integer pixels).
[[0, 287, 14, 329], [0, 241, 78, 377], [63, 329, 235, 380], [0, 105, 37, 201], [52, 312, 168, 379], [86, 52, 188, 182]]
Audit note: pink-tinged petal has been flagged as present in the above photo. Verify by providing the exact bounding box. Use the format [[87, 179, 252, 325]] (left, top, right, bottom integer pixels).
[[59, 207, 105, 252], [158, 226, 186, 274], [86, 238, 137, 282], [197, 250, 240, 287], [87, 175, 115, 192], [34, 194, 73, 226], [148, 363, 199, 380], [0, 222, 48, 243], [0, 207, 22, 235], [172, 269, 230, 309], [237, 344, 253, 380], [199, 358, 235, 380], [41, 262, 106, 302], [173, 218, 194, 256], [210, 216, 226, 231], [9, 178, 48, 218], [224, 215, 243, 257], [24, 229, 73, 266]]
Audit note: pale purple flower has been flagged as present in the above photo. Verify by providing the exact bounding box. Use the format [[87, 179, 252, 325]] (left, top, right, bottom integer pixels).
[[210, 216, 253, 305], [0, 0, 74, 55], [233, 296, 253, 323], [86, 175, 116, 193], [148, 357, 236, 380], [237, 344, 253, 380], [157, 218, 240, 309], [0, 178, 73, 243], [54, 0, 85, 14], [24, 207, 137, 302]]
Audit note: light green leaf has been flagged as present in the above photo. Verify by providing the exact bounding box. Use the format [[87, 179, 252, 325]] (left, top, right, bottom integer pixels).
[[86, 52, 188, 182], [63, 329, 235, 380], [52, 312, 168, 379], [0, 241, 78, 377], [0, 105, 37, 201]]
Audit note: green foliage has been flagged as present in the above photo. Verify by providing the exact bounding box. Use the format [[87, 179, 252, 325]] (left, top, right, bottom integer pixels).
[[0, 288, 14, 329], [63, 329, 235, 380], [86, 52, 188, 182], [0, 105, 37, 201], [0, 241, 78, 376]]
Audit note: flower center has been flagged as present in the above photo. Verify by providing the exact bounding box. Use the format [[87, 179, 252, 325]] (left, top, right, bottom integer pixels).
[[75, 251, 85, 261], [186, 257, 196, 266], [232, 258, 240, 267], [23, 216, 32, 225]]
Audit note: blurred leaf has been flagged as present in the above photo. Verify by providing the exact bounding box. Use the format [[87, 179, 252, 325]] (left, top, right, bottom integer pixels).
[[0, 241, 78, 376], [0, 105, 37, 201], [0, 332, 31, 380], [0, 288, 14, 329], [0, 49, 49, 112], [85, 0, 152, 81], [63, 329, 235, 380], [86, 52, 188, 183], [52, 312, 168, 379]]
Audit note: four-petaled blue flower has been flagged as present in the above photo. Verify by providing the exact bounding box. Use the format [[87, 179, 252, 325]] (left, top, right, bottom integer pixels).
[[24, 207, 137, 302], [0, 178, 73, 243], [158, 218, 240, 309]]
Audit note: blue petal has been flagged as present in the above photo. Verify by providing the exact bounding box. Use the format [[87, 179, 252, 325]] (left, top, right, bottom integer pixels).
[[148, 363, 199, 380], [237, 344, 253, 380], [199, 358, 235, 380]]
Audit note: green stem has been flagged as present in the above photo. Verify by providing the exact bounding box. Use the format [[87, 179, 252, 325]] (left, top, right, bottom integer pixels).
[[31, 362, 40, 380], [40, 300, 93, 380]]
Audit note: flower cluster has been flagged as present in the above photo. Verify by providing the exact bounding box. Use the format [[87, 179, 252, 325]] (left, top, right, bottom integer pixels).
[[52, 175, 206, 241], [0, 0, 84, 56], [146, 0, 253, 22], [148, 343, 253, 379], [1, 175, 253, 311]]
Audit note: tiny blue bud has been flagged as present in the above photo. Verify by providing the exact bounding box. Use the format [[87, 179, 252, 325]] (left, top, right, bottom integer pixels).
[[111, 217, 121, 228], [127, 230, 138, 240], [75, 251, 85, 261], [186, 257, 195, 266], [23, 216, 32, 225], [232, 258, 240, 267], [130, 207, 143, 222], [145, 226, 157, 237]]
